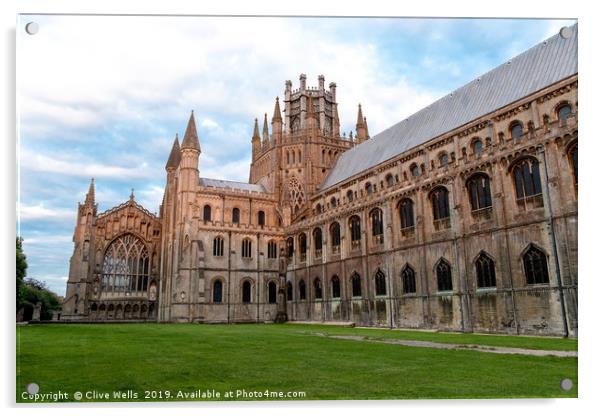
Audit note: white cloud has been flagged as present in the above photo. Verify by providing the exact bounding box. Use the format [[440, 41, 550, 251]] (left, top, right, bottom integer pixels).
[[18, 16, 439, 142], [20, 147, 156, 180], [18, 203, 75, 221]]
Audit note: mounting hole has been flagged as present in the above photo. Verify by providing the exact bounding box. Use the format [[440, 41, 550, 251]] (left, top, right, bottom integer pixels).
[[25, 22, 39, 35], [559, 26, 573, 39], [560, 378, 573, 391], [26, 383, 39, 394]]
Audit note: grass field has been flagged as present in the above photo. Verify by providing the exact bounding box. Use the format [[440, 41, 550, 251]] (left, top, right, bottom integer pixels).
[[16, 323, 577, 402]]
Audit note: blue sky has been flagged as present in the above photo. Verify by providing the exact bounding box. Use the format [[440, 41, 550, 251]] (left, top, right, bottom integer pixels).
[[16, 16, 576, 296]]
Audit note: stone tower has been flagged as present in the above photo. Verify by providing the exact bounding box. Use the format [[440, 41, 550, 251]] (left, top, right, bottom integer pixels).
[[248, 74, 364, 225], [62, 178, 97, 319]]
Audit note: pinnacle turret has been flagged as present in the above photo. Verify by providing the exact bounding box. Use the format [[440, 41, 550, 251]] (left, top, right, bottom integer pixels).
[[165, 133, 181, 170], [272, 97, 282, 121], [262, 113, 269, 144], [84, 178, 95, 205], [181, 110, 200, 151]]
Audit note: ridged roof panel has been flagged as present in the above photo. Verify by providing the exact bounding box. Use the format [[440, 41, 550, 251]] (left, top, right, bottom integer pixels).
[[321, 24, 577, 190]]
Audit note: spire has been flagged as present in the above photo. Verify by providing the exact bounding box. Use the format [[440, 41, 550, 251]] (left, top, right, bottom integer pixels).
[[272, 97, 282, 121], [356, 104, 365, 126], [364, 116, 370, 139], [356, 104, 368, 142], [85, 178, 95, 205], [165, 133, 181, 170], [129, 188, 135, 203], [181, 110, 200, 151], [252, 118, 260, 142], [262, 113, 269, 144]]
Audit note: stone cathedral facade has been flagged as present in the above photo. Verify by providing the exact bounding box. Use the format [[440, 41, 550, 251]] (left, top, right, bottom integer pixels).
[[62, 26, 578, 337]]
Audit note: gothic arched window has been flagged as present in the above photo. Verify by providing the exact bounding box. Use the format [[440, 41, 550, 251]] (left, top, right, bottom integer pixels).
[[258, 210, 265, 227], [386, 174, 394, 187], [242, 280, 252, 303], [241, 239, 252, 259], [510, 121, 523, 140], [365, 182, 374, 195], [430, 187, 450, 229], [351, 272, 362, 297], [203, 204, 212, 222], [313, 228, 323, 251], [286, 281, 293, 301], [314, 278, 322, 299], [330, 197, 337, 208], [466, 173, 492, 211], [267, 240, 277, 259], [523, 246, 550, 285], [475, 252, 496, 288], [298, 233, 307, 260], [399, 198, 414, 230], [347, 190, 354, 202], [370, 208, 384, 237], [268, 281, 277, 304], [330, 222, 341, 251], [213, 280, 223, 303], [436, 259, 453, 292], [375, 269, 387, 296], [331, 275, 340, 298], [286, 237, 294, 258], [558, 103, 572, 125], [402, 265, 416, 294], [349, 215, 361, 243], [213, 236, 224, 257], [102, 234, 149, 297], [439, 152, 449, 167], [410, 163, 420, 177], [473, 139, 483, 157], [299, 280, 306, 300], [232, 207, 240, 224], [512, 158, 542, 203]]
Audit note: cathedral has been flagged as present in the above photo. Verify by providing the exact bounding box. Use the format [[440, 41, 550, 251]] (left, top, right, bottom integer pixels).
[[62, 25, 578, 337]]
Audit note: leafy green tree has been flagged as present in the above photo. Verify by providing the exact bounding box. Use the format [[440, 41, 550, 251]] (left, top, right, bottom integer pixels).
[[16, 237, 27, 311], [22, 279, 62, 320]]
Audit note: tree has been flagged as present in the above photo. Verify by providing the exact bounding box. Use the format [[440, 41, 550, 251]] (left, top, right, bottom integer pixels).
[[22, 279, 62, 320], [16, 237, 27, 311]]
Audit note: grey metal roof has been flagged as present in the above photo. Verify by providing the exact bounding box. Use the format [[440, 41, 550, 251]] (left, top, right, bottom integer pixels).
[[199, 177, 266, 193], [321, 24, 578, 190]]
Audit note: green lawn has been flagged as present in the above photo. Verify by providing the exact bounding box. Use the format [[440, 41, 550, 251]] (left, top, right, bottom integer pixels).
[[16, 323, 577, 402]]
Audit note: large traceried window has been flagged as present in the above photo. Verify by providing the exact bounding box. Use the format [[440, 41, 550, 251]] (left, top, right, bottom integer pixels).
[[375, 269, 387, 296], [349, 215, 362, 249], [466, 173, 493, 213], [430, 186, 451, 230], [101, 234, 149, 297], [351, 272, 362, 297], [398, 198, 415, 231], [401, 265, 416, 294], [523, 245, 550, 285], [512, 158, 543, 207], [436, 258, 453, 292], [330, 222, 341, 253], [475, 252, 496, 288]]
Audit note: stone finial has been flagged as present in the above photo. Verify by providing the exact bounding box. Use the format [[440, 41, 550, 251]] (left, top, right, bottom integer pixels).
[[165, 133, 181, 170], [85, 178, 95, 205], [181, 110, 200, 151], [272, 97, 282, 121]]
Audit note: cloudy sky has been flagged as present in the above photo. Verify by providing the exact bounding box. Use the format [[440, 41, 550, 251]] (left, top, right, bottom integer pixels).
[[16, 15, 576, 295]]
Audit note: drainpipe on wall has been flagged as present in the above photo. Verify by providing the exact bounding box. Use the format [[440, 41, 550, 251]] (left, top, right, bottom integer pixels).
[[537, 145, 569, 338], [448, 176, 469, 332], [227, 231, 231, 324]]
